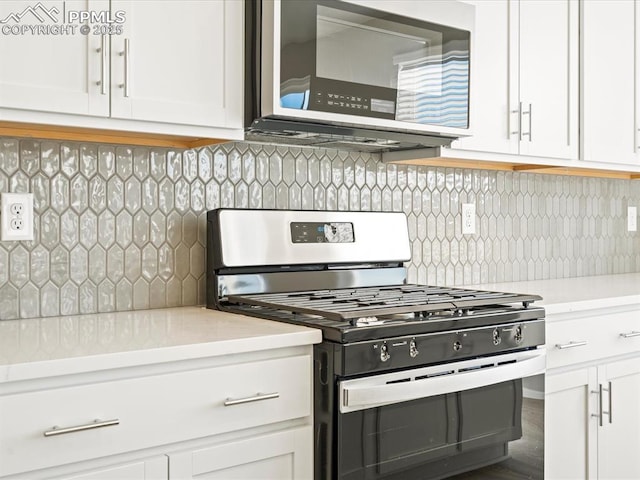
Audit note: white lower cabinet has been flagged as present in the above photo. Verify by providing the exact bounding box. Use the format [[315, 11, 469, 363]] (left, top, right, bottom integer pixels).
[[545, 306, 640, 480], [0, 347, 314, 480], [62, 456, 168, 480], [169, 427, 312, 480], [596, 358, 640, 479]]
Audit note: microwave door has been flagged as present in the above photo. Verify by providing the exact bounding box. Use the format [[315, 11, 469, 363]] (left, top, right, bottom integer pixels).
[[263, 0, 472, 138]]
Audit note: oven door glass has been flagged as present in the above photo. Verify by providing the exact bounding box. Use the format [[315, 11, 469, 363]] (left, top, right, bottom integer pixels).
[[338, 379, 526, 480], [279, 0, 470, 128]]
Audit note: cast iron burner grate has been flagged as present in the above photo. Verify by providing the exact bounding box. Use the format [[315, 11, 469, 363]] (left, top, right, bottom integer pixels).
[[225, 284, 541, 324]]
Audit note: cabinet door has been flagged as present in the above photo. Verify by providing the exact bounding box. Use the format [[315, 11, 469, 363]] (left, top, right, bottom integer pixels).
[[451, 0, 516, 155], [545, 367, 598, 479], [452, 0, 578, 160], [518, 0, 578, 159], [110, 0, 243, 128], [62, 456, 167, 480], [598, 357, 640, 479], [582, 0, 640, 166], [169, 427, 313, 480], [0, 0, 109, 116]]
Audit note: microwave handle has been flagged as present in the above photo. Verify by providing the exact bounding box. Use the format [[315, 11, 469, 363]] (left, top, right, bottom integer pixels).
[[340, 350, 545, 413]]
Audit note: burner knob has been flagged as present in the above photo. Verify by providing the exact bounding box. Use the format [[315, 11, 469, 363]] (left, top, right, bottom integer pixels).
[[515, 326, 523, 344], [409, 339, 419, 358], [453, 341, 462, 352], [492, 328, 502, 346], [380, 342, 391, 362]]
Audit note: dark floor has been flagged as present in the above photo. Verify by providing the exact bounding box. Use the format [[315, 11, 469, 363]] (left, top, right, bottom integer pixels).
[[448, 397, 544, 479]]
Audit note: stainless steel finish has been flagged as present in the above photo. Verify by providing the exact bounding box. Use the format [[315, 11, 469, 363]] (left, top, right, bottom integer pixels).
[[555, 340, 588, 349], [381, 146, 443, 163], [215, 210, 410, 268], [224, 392, 280, 406], [620, 331, 640, 338], [249, 0, 473, 153], [513, 103, 523, 140], [592, 384, 604, 427], [339, 348, 546, 413], [606, 381, 612, 424], [120, 39, 130, 97], [522, 103, 532, 141], [43, 419, 119, 437], [591, 383, 611, 427], [216, 268, 407, 298], [453, 341, 462, 351], [98, 35, 107, 95]]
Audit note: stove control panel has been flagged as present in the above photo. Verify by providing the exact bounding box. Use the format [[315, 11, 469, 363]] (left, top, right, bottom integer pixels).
[[341, 319, 545, 376], [290, 222, 354, 243]]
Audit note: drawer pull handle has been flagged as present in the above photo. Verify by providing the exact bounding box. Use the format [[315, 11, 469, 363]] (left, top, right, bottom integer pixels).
[[44, 419, 120, 437], [620, 331, 640, 338], [555, 340, 588, 350], [224, 392, 280, 407]]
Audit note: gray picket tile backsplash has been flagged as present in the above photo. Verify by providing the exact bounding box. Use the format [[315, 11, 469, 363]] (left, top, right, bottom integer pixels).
[[1, 137, 639, 320]]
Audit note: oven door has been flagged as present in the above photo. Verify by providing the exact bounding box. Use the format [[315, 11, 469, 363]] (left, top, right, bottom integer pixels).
[[262, 0, 473, 135], [336, 349, 545, 480]]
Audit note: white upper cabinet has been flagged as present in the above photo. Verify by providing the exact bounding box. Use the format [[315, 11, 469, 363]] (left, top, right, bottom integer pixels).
[[452, 0, 578, 160], [0, 0, 243, 139], [0, 0, 110, 117], [110, 1, 242, 129], [581, 0, 640, 166]]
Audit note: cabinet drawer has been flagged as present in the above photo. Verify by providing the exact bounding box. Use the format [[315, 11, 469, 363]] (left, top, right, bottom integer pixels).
[[547, 311, 640, 369], [0, 354, 311, 477]]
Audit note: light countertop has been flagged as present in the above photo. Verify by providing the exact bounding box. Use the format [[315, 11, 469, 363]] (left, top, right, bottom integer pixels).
[[467, 272, 640, 316], [0, 306, 322, 384], [2, 273, 640, 383]]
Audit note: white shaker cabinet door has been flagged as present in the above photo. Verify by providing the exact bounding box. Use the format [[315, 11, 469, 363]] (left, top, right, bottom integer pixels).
[[169, 427, 313, 480], [62, 456, 167, 480], [517, 0, 578, 160], [0, 0, 109, 117], [452, 0, 578, 161], [582, 0, 640, 166], [451, 0, 515, 155], [110, 0, 243, 129], [545, 367, 598, 480], [597, 357, 640, 479]]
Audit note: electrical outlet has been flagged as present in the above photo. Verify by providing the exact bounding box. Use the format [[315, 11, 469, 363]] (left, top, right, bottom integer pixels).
[[1, 193, 34, 241], [628, 206, 637, 232], [462, 203, 476, 235]]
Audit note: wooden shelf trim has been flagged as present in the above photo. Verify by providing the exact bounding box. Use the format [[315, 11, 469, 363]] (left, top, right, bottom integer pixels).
[[0, 121, 228, 149]]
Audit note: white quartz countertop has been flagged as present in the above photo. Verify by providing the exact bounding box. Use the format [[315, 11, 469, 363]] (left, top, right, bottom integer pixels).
[[0, 307, 322, 384], [467, 272, 640, 316]]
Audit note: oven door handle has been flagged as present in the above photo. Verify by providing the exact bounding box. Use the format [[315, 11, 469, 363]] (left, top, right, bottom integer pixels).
[[339, 349, 546, 413]]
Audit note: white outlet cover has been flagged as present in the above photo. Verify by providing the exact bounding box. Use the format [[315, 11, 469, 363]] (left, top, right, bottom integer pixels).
[[462, 203, 476, 235], [628, 206, 637, 232], [1, 192, 34, 241]]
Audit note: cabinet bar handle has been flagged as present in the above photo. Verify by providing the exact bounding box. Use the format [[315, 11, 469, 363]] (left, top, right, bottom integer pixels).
[[120, 38, 130, 97], [224, 392, 279, 407], [522, 103, 532, 141], [555, 340, 588, 349], [620, 331, 640, 338], [606, 381, 612, 424], [98, 35, 107, 95], [510, 106, 521, 136], [591, 384, 604, 427], [44, 418, 119, 437]]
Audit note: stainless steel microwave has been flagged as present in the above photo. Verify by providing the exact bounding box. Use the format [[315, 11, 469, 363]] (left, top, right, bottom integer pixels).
[[245, 0, 474, 153]]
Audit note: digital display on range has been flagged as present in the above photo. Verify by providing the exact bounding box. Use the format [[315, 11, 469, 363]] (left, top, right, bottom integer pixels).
[[291, 222, 355, 243]]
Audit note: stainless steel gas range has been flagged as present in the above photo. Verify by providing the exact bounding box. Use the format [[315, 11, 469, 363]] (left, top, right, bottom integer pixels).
[[206, 209, 545, 480]]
